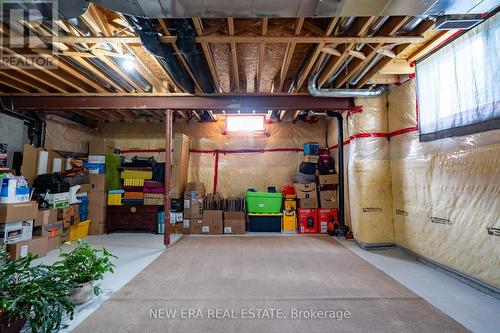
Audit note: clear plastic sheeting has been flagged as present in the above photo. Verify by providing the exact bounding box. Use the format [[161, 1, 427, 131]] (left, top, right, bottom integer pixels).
[[416, 13, 500, 140], [100, 117, 328, 197], [389, 80, 500, 288], [45, 119, 96, 154]]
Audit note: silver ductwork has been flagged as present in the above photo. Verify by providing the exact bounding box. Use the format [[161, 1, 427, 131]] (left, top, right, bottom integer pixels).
[[308, 62, 385, 98]]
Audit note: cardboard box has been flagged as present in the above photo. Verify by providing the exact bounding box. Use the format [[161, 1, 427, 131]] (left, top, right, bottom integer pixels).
[[303, 155, 319, 163], [183, 198, 203, 219], [47, 235, 61, 252], [88, 219, 106, 235], [60, 233, 70, 243], [20, 144, 39, 185], [317, 209, 336, 234], [171, 134, 190, 199], [57, 204, 80, 227], [42, 192, 69, 209], [78, 183, 92, 193], [89, 174, 106, 192], [298, 209, 318, 234], [33, 222, 63, 237], [35, 208, 58, 227], [282, 211, 297, 233], [223, 211, 245, 234], [7, 236, 48, 259], [284, 199, 297, 211], [293, 183, 317, 199], [299, 198, 318, 209], [0, 201, 38, 224], [319, 190, 337, 209], [202, 210, 223, 234], [318, 174, 339, 185], [88, 190, 107, 206], [0, 220, 33, 244], [89, 138, 114, 155], [183, 218, 203, 234], [184, 182, 205, 199], [88, 204, 107, 224]]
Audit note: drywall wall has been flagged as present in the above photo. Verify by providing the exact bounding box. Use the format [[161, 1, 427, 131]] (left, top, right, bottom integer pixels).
[[0, 113, 28, 169], [45, 118, 96, 154], [388, 79, 500, 288], [100, 117, 328, 197]]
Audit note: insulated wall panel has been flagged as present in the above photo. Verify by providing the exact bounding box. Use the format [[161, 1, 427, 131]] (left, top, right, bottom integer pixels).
[[388, 79, 500, 288]]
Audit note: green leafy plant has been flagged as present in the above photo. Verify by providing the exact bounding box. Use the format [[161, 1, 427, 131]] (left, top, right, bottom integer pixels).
[[0, 249, 75, 333], [54, 240, 117, 296]]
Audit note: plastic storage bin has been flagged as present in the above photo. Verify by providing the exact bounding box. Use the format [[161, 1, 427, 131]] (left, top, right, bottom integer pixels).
[[107, 193, 122, 205], [245, 191, 283, 213], [248, 214, 282, 232], [69, 220, 90, 241]]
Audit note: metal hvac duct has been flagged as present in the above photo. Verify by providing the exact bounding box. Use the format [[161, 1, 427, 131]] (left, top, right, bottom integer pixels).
[[308, 62, 385, 97]]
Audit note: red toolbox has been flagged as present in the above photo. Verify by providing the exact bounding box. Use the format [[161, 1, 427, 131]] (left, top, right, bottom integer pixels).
[[297, 209, 318, 234], [317, 208, 336, 234]]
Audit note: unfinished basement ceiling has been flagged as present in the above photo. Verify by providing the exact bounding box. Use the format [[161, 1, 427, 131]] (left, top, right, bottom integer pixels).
[[0, 1, 498, 124]]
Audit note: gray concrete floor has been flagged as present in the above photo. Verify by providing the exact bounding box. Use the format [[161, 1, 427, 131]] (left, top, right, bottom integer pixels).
[[33, 233, 500, 333]]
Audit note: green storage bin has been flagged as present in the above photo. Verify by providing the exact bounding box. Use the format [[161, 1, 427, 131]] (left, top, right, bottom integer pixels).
[[245, 191, 283, 213]]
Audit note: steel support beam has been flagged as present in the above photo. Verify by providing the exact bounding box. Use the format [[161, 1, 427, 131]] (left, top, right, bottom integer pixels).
[[164, 110, 172, 246], [5, 96, 354, 110]]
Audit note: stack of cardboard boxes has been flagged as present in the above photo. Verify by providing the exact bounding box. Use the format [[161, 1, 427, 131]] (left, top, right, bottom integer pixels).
[[1, 201, 43, 259], [318, 174, 338, 209], [183, 182, 205, 234]]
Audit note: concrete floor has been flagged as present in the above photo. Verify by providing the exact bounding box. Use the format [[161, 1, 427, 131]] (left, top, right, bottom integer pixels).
[[33, 233, 500, 333]]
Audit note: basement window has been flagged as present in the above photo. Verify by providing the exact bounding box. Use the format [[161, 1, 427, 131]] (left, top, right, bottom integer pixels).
[[416, 13, 500, 142], [226, 115, 266, 132]]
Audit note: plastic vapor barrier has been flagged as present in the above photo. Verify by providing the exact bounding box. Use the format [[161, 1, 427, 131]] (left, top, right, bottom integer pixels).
[[45, 119, 96, 154], [389, 79, 500, 288], [100, 118, 328, 197], [348, 95, 394, 245]]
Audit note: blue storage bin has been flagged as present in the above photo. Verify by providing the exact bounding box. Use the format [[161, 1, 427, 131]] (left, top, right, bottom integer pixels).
[[304, 142, 320, 156]]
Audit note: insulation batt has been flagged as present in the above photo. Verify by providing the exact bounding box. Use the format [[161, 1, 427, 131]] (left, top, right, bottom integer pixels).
[[388, 80, 500, 288]]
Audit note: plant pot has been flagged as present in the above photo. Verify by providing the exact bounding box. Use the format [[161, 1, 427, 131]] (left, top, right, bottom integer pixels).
[[70, 281, 95, 304], [0, 311, 27, 333]]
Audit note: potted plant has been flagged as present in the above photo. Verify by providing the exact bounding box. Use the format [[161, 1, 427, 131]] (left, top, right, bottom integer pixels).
[[54, 240, 117, 304], [0, 250, 75, 333]]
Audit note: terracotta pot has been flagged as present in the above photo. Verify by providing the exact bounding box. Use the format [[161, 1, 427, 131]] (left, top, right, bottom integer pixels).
[[0, 311, 27, 333], [69, 281, 95, 304]]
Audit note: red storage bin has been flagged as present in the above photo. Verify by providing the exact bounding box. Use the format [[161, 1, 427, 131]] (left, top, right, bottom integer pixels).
[[298, 209, 318, 234]]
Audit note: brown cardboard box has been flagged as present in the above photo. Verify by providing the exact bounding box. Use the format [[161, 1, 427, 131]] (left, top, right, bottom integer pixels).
[[88, 190, 107, 206], [60, 232, 70, 243], [319, 190, 337, 209], [20, 144, 39, 185], [318, 174, 339, 185], [303, 155, 319, 163], [57, 204, 80, 227], [224, 211, 245, 234], [183, 198, 203, 219], [33, 222, 63, 237], [183, 218, 203, 234], [7, 236, 48, 259], [35, 209, 58, 227], [184, 182, 205, 198], [171, 134, 190, 199], [89, 138, 114, 155], [293, 183, 317, 199], [78, 183, 92, 193], [299, 198, 319, 209], [202, 210, 223, 234], [47, 235, 61, 252], [0, 201, 38, 223], [89, 174, 106, 192], [88, 204, 107, 224], [88, 219, 106, 235]]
